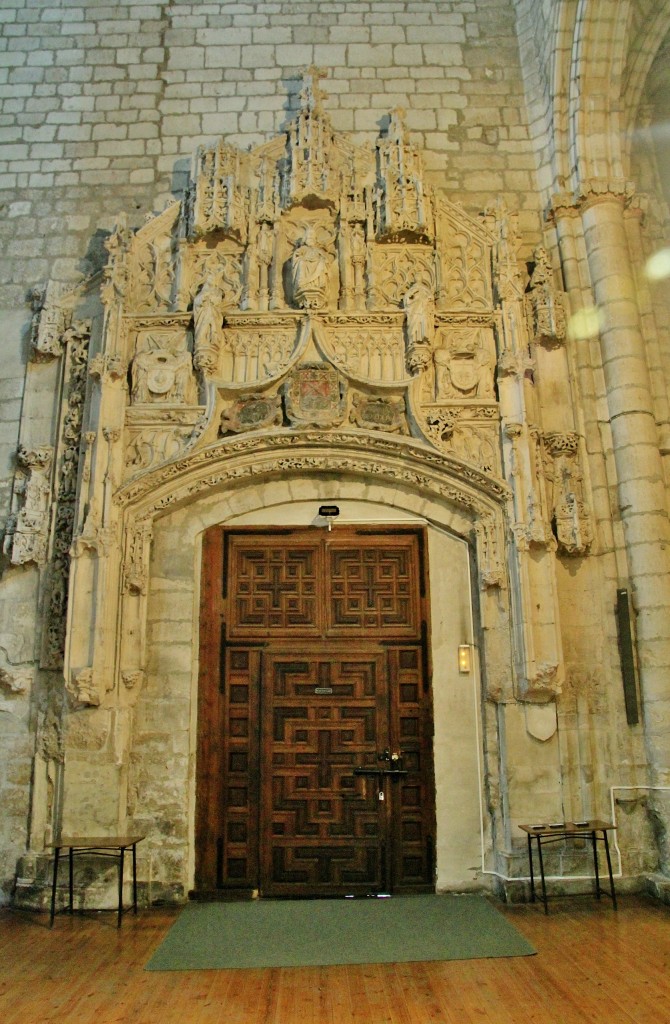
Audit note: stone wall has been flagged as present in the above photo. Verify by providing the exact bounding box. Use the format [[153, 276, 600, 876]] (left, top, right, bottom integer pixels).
[[0, 0, 545, 903], [2, 0, 670, 907]]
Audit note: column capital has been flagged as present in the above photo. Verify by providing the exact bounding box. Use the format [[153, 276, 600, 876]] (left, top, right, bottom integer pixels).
[[548, 191, 580, 221], [575, 177, 636, 212]]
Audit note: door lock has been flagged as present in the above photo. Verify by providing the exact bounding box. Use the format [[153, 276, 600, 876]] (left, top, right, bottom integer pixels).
[[354, 750, 406, 778]]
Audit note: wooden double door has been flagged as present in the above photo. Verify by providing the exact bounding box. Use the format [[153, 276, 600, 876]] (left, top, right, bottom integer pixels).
[[195, 526, 436, 897]]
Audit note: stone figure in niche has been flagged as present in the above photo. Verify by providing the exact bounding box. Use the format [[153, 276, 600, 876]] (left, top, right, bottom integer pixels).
[[403, 281, 434, 373], [527, 245, 566, 345], [131, 333, 198, 405], [6, 445, 53, 566], [290, 222, 332, 309], [193, 274, 224, 374]]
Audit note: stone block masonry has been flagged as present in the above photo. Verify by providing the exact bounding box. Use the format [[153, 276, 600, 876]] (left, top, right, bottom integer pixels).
[[0, 0, 537, 906], [0, 0, 540, 311]]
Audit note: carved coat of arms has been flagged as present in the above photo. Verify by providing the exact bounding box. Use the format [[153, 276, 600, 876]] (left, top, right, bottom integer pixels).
[[283, 363, 347, 427]]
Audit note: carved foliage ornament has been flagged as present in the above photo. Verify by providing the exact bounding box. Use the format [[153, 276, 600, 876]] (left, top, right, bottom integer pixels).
[[42, 322, 91, 669], [422, 409, 499, 475]]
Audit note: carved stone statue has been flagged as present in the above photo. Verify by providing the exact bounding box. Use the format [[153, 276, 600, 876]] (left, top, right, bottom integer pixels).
[[527, 245, 566, 345], [290, 222, 332, 309], [193, 275, 224, 374], [403, 281, 434, 372], [5, 445, 53, 566]]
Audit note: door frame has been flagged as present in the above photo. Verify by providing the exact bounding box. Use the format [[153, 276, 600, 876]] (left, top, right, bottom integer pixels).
[[194, 524, 436, 897]]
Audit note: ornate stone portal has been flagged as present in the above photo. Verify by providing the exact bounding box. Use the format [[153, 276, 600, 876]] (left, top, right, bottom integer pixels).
[[9, 68, 595, 886]]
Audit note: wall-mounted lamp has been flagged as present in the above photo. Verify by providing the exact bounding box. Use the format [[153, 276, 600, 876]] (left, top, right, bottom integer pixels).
[[458, 644, 472, 674], [318, 504, 340, 531]]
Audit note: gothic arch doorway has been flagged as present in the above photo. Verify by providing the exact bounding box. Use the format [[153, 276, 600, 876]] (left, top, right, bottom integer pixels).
[[195, 524, 436, 897]]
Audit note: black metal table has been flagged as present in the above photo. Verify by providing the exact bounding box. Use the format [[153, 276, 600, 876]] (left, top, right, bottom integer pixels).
[[519, 820, 617, 914], [48, 835, 145, 927]]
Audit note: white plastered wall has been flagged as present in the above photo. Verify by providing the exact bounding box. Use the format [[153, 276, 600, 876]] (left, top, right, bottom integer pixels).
[[142, 477, 485, 896]]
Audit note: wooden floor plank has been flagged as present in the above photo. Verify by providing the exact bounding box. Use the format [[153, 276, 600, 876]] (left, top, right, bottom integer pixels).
[[0, 896, 668, 1024]]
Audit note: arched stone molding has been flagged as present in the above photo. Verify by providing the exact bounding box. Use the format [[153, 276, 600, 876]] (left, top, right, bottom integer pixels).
[[550, 0, 579, 190], [568, 0, 631, 186], [72, 431, 512, 707], [620, 1, 670, 169], [59, 461, 514, 894]]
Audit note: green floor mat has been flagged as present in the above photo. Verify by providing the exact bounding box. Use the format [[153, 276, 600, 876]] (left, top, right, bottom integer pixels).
[[146, 894, 536, 971]]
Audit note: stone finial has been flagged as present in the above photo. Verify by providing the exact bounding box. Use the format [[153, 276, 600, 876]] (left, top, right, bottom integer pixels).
[[299, 64, 328, 116]]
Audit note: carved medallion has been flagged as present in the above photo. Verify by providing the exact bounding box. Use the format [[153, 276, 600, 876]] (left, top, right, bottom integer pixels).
[[431, 327, 496, 401], [220, 394, 283, 435], [131, 330, 197, 405], [350, 394, 406, 434], [283, 363, 347, 428]]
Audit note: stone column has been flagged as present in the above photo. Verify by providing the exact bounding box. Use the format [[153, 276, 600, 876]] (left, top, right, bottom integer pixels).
[[578, 179, 670, 807]]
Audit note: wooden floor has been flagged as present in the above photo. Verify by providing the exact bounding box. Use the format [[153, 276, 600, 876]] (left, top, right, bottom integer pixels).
[[0, 894, 667, 1023]]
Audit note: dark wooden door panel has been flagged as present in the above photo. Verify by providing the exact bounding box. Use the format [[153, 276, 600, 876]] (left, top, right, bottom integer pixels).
[[196, 526, 436, 897], [226, 535, 323, 638], [327, 538, 421, 638], [388, 646, 435, 891], [261, 653, 386, 896]]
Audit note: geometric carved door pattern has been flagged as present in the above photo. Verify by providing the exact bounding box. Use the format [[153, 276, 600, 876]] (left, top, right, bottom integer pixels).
[[196, 526, 435, 898]]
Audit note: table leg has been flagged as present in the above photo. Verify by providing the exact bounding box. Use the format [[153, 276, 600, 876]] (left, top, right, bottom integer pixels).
[[117, 847, 125, 928], [527, 834, 536, 903], [132, 843, 138, 914], [591, 830, 601, 899], [49, 846, 60, 927], [69, 848, 74, 914], [536, 836, 548, 914], [603, 831, 618, 909]]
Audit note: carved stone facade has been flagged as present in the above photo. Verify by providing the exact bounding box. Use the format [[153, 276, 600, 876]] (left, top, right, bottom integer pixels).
[[3, 40, 670, 914]]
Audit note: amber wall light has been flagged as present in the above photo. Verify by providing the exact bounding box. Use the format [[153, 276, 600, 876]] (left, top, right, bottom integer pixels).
[[458, 644, 472, 674]]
